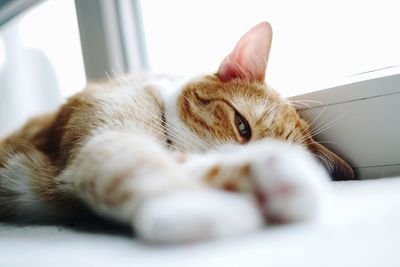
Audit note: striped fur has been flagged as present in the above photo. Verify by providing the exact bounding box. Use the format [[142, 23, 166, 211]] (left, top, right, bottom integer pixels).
[[0, 22, 353, 242]]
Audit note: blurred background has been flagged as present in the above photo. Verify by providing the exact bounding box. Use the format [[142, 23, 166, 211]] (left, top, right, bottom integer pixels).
[[0, 0, 399, 137]]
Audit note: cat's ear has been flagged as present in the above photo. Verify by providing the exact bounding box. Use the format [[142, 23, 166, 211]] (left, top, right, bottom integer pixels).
[[308, 142, 355, 180], [217, 22, 272, 83]]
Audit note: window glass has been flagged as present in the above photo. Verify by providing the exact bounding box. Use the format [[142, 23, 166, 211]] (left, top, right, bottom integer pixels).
[[0, 0, 85, 136], [140, 0, 400, 96], [18, 0, 86, 97]]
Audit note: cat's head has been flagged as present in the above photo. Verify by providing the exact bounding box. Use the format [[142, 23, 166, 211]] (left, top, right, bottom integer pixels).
[[176, 22, 354, 180]]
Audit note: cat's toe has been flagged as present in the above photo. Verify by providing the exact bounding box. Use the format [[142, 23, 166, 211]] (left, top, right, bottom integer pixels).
[[251, 142, 331, 223], [133, 190, 263, 244]]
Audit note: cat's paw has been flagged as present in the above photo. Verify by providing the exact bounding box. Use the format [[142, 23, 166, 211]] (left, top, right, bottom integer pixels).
[[133, 189, 263, 243], [248, 141, 331, 223]]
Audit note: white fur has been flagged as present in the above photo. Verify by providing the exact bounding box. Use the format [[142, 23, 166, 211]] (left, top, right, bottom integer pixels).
[[134, 189, 263, 243], [0, 154, 51, 220], [87, 77, 330, 242], [128, 139, 330, 243], [58, 130, 192, 224], [54, 75, 329, 243], [153, 75, 212, 152], [183, 140, 331, 223], [247, 141, 331, 222]]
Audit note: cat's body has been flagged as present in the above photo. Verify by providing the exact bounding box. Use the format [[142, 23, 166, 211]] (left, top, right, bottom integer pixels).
[[0, 22, 353, 243]]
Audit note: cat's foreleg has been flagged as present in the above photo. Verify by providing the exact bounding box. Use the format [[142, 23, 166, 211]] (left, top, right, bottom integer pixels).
[[59, 130, 263, 243], [183, 140, 331, 224]]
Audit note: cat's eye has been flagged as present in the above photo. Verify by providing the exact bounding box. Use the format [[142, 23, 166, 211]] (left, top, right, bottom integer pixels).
[[234, 112, 251, 142]]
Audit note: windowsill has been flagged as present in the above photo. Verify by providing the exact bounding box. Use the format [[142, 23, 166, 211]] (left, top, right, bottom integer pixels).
[[290, 65, 400, 108], [289, 66, 400, 179]]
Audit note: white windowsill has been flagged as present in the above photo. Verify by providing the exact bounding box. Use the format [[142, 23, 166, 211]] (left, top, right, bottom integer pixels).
[[290, 66, 400, 179]]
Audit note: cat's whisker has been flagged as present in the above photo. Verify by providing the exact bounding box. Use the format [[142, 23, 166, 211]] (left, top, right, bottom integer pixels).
[[305, 113, 334, 140], [288, 99, 325, 109], [110, 67, 124, 79], [308, 110, 351, 139], [135, 92, 188, 137], [263, 89, 270, 108], [123, 94, 206, 152], [161, 115, 211, 152], [136, 106, 207, 152], [265, 99, 288, 119], [298, 109, 336, 144], [105, 71, 113, 83], [302, 140, 342, 147], [161, 110, 213, 151], [288, 100, 313, 109], [162, 94, 215, 151], [292, 105, 328, 145], [131, 90, 208, 150], [166, 123, 209, 152], [307, 105, 328, 130]]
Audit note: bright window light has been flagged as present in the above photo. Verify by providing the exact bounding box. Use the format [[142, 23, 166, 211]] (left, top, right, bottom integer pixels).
[[18, 0, 86, 97], [140, 0, 400, 96]]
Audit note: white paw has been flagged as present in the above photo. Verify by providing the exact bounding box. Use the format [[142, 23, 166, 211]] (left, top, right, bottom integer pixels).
[[248, 141, 331, 223], [133, 189, 263, 243]]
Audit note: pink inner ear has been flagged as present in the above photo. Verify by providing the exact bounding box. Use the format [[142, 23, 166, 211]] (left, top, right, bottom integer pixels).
[[218, 22, 272, 83]]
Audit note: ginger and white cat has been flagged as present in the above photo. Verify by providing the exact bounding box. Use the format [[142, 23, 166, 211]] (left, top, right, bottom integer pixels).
[[0, 22, 353, 243]]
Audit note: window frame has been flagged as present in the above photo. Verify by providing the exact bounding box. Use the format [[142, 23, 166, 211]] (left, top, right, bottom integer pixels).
[[290, 68, 400, 179], [74, 0, 148, 81], [0, 0, 44, 26]]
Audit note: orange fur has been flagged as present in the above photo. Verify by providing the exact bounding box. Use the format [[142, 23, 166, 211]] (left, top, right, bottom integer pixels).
[[178, 75, 353, 178], [0, 22, 353, 231]]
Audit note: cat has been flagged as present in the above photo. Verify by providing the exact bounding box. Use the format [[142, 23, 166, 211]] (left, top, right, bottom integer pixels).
[[0, 22, 353, 243]]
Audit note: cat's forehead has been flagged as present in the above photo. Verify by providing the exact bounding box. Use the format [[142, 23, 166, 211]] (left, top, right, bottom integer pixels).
[[229, 84, 283, 118], [203, 76, 270, 102], [187, 75, 287, 120]]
